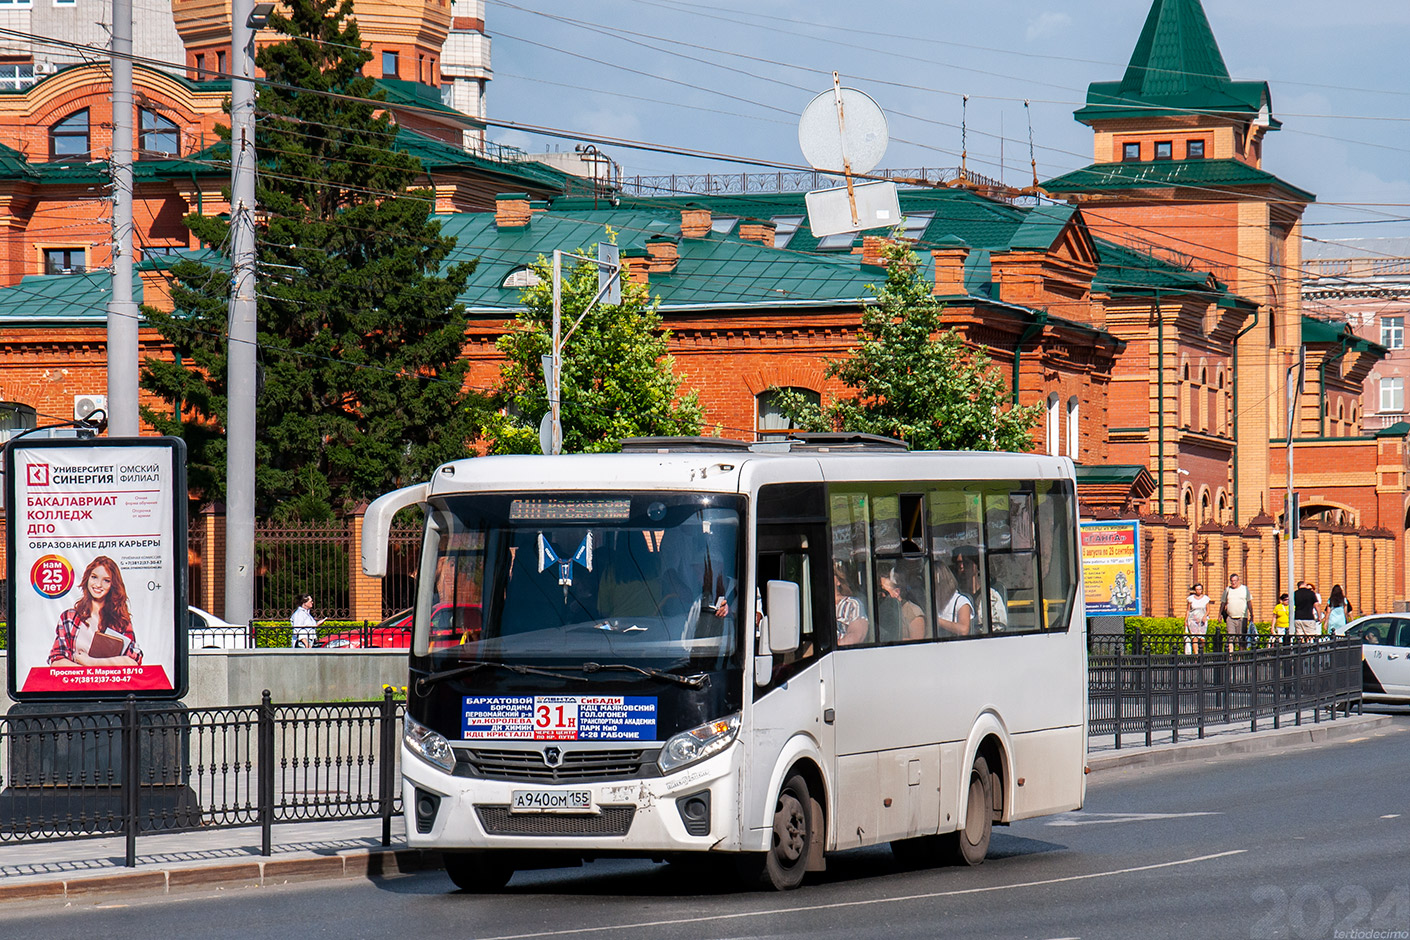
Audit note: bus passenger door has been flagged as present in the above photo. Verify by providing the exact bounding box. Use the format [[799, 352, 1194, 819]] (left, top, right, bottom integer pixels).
[[750, 523, 832, 849]]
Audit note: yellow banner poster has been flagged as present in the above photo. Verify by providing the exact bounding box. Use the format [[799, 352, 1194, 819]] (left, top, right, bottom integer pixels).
[[1081, 520, 1140, 616]]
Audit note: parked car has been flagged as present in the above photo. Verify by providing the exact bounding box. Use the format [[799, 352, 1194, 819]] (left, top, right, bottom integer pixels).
[[1333, 613, 1410, 703], [313, 604, 483, 650], [188, 605, 252, 650], [315, 608, 412, 649]]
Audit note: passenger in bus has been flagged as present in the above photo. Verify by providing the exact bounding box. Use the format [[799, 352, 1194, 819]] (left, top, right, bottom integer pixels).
[[955, 545, 1006, 632], [877, 565, 926, 642], [833, 563, 869, 645], [934, 559, 974, 636]]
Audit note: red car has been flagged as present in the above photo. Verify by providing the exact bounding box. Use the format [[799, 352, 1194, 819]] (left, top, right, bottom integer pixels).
[[315, 605, 481, 649]]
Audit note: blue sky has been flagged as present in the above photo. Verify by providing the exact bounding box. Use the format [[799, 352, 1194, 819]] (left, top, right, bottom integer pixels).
[[485, 0, 1410, 241]]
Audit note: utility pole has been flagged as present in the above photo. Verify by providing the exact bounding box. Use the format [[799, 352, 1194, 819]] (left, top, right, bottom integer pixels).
[[544, 246, 620, 456], [225, 0, 258, 625], [105, 0, 138, 437], [1285, 348, 1305, 624]]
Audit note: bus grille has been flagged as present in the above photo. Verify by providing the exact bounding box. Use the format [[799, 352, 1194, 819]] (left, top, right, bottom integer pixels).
[[475, 805, 636, 837], [456, 747, 658, 783]]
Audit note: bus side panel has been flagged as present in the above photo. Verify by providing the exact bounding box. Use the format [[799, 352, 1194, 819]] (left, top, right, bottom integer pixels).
[[1007, 725, 1086, 820], [742, 658, 830, 853]]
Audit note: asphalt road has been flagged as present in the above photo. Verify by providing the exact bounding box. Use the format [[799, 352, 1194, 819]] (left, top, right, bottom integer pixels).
[[5, 714, 1409, 940]]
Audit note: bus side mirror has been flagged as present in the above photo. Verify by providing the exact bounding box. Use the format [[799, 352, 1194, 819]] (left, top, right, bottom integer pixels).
[[764, 580, 800, 654]]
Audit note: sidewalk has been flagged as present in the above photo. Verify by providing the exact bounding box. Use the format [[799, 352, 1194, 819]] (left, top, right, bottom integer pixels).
[[0, 711, 1396, 904], [0, 816, 441, 903]]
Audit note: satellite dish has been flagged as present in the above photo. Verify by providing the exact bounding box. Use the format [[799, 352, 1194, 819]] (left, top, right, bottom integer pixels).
[[798, 85, 889, 176]]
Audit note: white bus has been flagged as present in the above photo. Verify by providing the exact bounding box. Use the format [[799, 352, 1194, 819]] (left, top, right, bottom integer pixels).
[[361, 435, 1087, 891]]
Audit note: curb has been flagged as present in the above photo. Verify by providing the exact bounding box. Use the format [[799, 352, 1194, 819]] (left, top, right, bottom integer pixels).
[[1087, 713, 1394, 773], [0, 847, 444, 904]]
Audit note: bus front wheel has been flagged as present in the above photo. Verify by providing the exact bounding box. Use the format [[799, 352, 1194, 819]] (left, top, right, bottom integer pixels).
[[944, 754, 993, 866], [742, 772, 813, 890], [443, 851, 515, 892]]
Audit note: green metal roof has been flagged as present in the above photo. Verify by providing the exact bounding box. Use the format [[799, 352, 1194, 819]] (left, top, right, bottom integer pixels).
[[1092, 239, 1223, 295], [373, 79, 484, 128], [1301, 314, 1386, 357], [0, 271, 142, 323], [393, 129, 581, 193], [1073, 0, 1278, 127], [1074, 464, 1155, 487], [0, 142, 36, 181], [437, 207, 874, 312], [1043, 158, 1315, 203]]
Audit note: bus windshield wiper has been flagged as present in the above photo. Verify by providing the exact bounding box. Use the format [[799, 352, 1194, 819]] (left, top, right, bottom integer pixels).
[[415, 661, 594, 693], [579, 662, 709, 689]]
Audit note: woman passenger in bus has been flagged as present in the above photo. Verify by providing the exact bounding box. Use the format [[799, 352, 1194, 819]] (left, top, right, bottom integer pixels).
[[934, 559, 974, 636], [955, 545, 1005, 632], [833, 563, 869, 646], [878, 565, 926, 641]]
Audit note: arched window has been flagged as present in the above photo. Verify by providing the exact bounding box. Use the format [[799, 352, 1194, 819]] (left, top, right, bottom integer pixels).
[[50, 108, 90, 159], [1046, 393, 1060, 455], [1199, 489, 1211, 524], [1066, 396, 1080, 460], [757, 387, 820, 440], [1182, 486, 1194, 522], [1217, 490, 1229, 524], [139, 108, 180, 158], [501, 266, 541, 289]]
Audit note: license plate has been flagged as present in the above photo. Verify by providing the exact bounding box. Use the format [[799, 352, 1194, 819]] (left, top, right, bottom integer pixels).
[[510, 789, 595, 814]]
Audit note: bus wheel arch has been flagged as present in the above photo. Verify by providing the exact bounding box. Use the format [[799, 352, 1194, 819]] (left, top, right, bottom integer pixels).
[[974, 734, 1006, 825], [784, 758, 827, 872]]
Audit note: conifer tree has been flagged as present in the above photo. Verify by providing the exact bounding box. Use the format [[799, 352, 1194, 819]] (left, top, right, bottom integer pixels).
[[484, 246, 704, 454], [772, 242, 1041, 451], [141, 0, 481, 517]]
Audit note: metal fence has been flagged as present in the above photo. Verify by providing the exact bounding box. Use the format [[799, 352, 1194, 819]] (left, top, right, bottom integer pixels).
[[254, 522, 353, 620], [1089, 633, 1363, 747], [0, 691, 402, 866]]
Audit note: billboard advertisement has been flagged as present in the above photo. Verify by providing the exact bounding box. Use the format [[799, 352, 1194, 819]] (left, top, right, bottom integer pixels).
[[6, 437, 187, 700], [1081, 519, 1141, 617]]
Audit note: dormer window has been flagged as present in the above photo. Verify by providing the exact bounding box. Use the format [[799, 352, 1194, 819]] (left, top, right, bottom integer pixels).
[[1122, 142, 1140, 162], [49, 108, 89, 159], [501, 266, 542, 289], [1186, 140, 1205, 159], [1154, 141, 1173, 160]]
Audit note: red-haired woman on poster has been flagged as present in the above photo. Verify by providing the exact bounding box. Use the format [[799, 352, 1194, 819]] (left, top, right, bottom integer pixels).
[[46, 555, 143, 667]]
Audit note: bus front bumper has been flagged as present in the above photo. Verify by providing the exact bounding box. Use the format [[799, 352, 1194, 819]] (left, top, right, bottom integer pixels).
[[401, 742, 743, 854]]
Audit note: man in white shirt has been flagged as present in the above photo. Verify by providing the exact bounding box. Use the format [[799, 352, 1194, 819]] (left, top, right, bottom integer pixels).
[[1219, 573, 1254, 649]]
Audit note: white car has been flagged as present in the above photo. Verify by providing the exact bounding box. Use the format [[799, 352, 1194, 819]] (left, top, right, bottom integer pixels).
[[1334, 613, 1410, 703], [188, 605, 252, 650]]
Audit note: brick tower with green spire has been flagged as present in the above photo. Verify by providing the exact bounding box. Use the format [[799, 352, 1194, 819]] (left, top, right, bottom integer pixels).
[[1044, 0, 1314, 530]]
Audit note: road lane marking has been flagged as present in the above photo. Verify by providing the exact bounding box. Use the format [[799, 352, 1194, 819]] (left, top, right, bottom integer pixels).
[[1045, 811, 1222, 827], [473, 850, 1247, 940], [1382, 814, 1401, 819]]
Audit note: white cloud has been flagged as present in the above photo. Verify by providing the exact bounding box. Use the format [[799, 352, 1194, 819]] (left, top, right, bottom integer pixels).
[[1025, 12, 1072, 42]]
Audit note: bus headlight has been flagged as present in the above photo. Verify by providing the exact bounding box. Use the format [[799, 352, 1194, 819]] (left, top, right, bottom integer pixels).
[[658, 714, 740, 774], [404, 714, 456, 774]]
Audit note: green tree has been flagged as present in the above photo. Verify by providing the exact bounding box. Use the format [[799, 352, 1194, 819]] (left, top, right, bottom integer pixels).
[[484, 246, 704, 454], [140, 0, 482, 517], [773, 242, 1041, 451]]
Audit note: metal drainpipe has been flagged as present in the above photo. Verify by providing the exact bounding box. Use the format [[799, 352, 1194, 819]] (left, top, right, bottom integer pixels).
[[1012, 311, 1049, 406], [1317, 337, 1352, 437], [1230, 304, 1260, 522], [1155, 294, 1164, 512]]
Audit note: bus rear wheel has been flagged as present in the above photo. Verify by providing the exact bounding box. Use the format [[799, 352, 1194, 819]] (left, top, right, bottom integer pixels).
[[742, 773, 813, 890], [944, 754, 993, 866], [443, 851, 515, 892]]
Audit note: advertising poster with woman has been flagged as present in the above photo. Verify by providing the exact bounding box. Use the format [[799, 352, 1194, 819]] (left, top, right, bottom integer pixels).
[[6, 437, 187, 700]]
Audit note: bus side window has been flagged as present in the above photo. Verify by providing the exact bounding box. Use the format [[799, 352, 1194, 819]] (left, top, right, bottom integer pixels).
[[984, 486, 1040, 633], [1036, 480, 1077, 631], [831, 492, 874, 646], [928, 485, 984, 638]]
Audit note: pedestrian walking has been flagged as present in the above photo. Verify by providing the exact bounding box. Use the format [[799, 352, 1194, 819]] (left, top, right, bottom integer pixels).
[[1321, 584, 1351, 635], [1185, 582, 1211, 654], [1272, 592, 1290, 638], [290, 593, 325, 648], [1292, 581, 1320, 637], [1219, 572, 1254, 650]]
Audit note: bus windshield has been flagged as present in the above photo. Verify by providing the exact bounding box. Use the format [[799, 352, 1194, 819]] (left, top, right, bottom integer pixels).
[[417, 492, 745, 666]]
